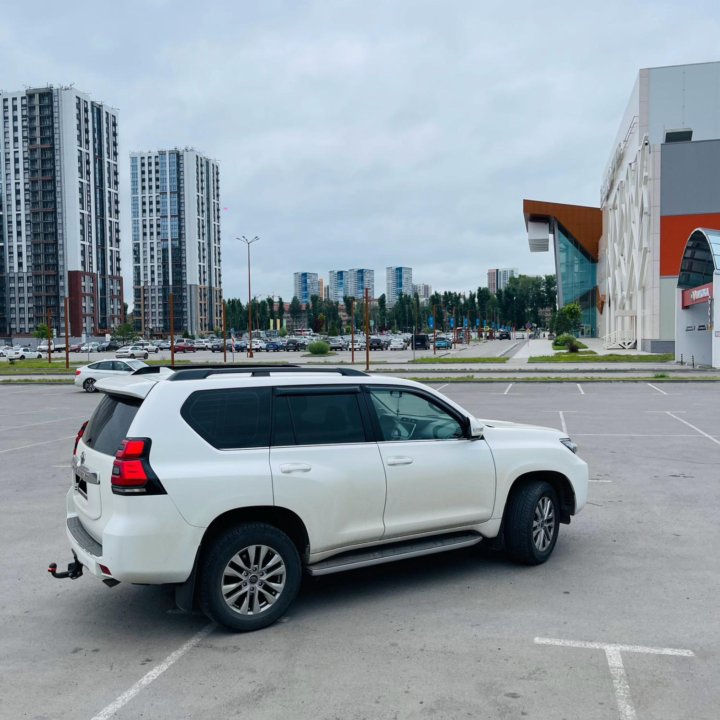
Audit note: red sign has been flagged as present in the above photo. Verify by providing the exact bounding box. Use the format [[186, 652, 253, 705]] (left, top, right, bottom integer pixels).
[[682, 282, 713, 308]]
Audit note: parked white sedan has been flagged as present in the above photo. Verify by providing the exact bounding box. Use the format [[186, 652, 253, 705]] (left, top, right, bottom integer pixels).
[[74, 358, 148, 393], [116, 345, 150, 359], [5, 347, 42, 360]]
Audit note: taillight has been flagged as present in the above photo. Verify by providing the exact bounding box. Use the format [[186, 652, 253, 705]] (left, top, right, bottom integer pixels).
[[73, 421, 88, 455], [75, 369, 81, 376], [111, 437, 166, 496]]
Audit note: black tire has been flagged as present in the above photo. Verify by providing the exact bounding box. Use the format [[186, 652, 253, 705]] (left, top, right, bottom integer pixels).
[[505, 481, 560, 565], [83, 378, 96, 393], [143, 352, 148, 359], [199, 523, 301, 632]]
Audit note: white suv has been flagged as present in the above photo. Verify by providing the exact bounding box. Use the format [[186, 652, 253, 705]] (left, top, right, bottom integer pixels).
[[58, 366, 588, 632]]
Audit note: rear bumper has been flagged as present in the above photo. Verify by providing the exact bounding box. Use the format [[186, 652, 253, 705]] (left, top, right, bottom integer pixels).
[[65, 489, 205, 584]]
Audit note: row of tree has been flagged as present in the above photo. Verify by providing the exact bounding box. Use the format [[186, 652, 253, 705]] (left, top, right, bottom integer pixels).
[[221, 274, 559, 335]]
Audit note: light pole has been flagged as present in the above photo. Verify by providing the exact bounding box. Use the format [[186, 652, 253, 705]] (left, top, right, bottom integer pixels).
[[238, 236, 260, 358]]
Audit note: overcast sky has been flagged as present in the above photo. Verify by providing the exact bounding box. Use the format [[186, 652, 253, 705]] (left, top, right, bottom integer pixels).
[[3, 0, 720, 303]]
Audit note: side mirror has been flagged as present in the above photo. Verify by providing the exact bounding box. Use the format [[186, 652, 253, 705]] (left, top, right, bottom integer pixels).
[[468, 418, 484, 439]]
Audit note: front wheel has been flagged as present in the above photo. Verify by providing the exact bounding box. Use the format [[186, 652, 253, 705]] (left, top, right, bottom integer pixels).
[[505, 481, 559, 565], [199, 523, 301, 632]]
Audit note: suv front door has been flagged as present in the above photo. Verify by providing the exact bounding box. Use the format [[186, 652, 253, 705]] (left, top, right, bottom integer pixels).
[[270, 387, 387, 554], [367, 387, 496, 538]]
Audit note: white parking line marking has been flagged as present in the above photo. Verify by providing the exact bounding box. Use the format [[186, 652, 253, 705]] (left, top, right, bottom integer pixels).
[[0, 435, 75, 454], [589, 479, 613, 483], [647, 383, 668, 395], [0, 414, 86, 431], [535, 637, 694, 720], [436, 383, 449, 391], [5, 407, 63, 416], [558, 411, 567, 434], [665, 411, 720, 446], [574, 433, 695, 437], [577, 383, 585, 395], [90, 623, 215, 720], [504, 383, 513, 395]]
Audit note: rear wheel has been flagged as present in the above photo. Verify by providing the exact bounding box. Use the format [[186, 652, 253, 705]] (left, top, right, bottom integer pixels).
[[83, 378, 96, 393], [199, 523, 301, 632], [505, 481, 559, 565]]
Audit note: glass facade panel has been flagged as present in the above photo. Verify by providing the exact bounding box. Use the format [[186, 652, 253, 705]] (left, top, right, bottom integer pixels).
[[556, 224, 597, 336]]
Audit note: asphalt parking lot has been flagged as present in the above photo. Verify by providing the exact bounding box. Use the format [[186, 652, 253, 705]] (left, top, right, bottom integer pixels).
[[1, 381, 718, 719]]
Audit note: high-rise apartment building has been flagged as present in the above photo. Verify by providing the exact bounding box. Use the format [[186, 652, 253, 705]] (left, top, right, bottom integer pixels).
[[347, 268, 374, 299], [328, 270, 348, 302], [413, 283, 432, 303], [0, 86, 121, 337], [386, 266, 412, 307], [487, 268, 517, 294], [130, 148, 221, 337], [328, 268, 374, 301], [293, 272, 319, 304]]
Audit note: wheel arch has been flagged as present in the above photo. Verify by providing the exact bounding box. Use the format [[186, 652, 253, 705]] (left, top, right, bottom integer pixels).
[[201, 506, 310, 560], [505, 471, 575, 524], [176, 506, 309, 613]]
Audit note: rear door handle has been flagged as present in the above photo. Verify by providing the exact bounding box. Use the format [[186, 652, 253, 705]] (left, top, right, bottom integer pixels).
[[386, 456, 414, 466], [280, 463, 312, 474]]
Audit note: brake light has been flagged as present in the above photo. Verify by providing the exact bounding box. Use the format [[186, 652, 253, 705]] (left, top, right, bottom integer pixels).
[[111, 438, 166, 495], [75, 369, 81, 376], [73, 421, 88, 455]]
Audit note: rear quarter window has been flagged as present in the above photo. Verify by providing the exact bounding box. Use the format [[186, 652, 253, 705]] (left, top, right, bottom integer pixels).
[[181, 388, 271, 449], [83, 394, 142, 455]]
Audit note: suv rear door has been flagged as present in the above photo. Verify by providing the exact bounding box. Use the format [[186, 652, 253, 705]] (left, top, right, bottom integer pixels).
[[72, 393, 143, 538], [269, 387, 387, 554]]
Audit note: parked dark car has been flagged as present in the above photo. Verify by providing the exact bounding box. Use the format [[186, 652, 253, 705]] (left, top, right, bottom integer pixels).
[[411, 334, 430, 350], [175, 340, 197, 353], [498, 330, 511, 340], [265, 341, 283, 352], [285, 338, 306, 351], [368, 337, 386, 351]]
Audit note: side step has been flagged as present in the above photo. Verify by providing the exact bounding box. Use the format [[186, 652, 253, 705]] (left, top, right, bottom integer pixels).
[[307, 531, 482, 576]]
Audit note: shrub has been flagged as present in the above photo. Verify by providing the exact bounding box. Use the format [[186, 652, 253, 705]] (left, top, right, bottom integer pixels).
[[307, 340, 330, 355], [554, 333, 576, 347], [566, 337, 580, 353]]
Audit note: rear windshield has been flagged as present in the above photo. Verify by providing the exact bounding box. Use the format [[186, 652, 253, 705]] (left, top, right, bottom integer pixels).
[[83, 394, 142, 456]]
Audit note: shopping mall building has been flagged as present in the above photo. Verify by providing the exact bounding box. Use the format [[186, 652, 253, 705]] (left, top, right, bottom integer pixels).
[[524, 61, 720, 367]]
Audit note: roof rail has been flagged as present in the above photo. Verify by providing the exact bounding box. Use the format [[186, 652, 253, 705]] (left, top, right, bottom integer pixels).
[[165, 364, 369, 381]]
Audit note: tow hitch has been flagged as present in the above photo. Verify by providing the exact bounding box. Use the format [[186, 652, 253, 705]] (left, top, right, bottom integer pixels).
[[48, 551, 84, 580]]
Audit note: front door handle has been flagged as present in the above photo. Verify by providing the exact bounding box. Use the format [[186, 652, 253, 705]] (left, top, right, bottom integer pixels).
[[386, 456, 414, 466], [280, 463, 312, 474]]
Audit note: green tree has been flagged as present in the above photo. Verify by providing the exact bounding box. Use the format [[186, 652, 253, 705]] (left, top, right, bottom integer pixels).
[[113, 322, 135, 344], [377, 294, 387, 330], [553, 302, 582, 335], [34, 323, 51, 341], [289, 296, 303, 330], [276, 297, 284, 329]]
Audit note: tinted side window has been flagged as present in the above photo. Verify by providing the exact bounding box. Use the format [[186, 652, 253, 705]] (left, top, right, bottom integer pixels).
[[181, 388, 271, 449], [84, 394, 142, 455], [369, 388, 463, 441], [272, 392, 366, 446]]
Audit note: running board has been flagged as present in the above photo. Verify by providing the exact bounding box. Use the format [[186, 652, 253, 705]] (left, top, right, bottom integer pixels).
[[307, 531, 483, 576]]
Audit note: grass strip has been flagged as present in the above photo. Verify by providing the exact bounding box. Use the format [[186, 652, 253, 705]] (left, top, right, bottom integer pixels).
[[407, 375, 720, 383], [410, 356, 510, 364], [528, 353, 674, 363]]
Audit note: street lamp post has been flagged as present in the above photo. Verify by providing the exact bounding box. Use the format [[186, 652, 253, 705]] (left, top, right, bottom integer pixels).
[[238, 236, 260, 358]]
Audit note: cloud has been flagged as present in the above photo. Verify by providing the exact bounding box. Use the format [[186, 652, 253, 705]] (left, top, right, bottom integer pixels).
[[2, 0, 720, 306]]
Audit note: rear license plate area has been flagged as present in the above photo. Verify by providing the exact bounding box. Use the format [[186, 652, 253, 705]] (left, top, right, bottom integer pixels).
[[75, 474, 88, 499]]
